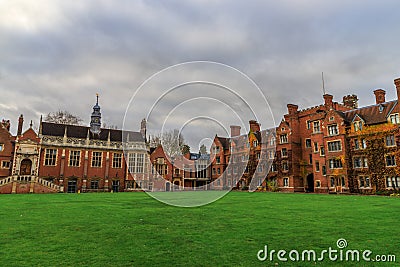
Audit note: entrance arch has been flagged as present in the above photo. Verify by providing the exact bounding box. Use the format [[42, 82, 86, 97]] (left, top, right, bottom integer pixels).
[[306, 173, 314, 193], [20, 159, 32, 175]]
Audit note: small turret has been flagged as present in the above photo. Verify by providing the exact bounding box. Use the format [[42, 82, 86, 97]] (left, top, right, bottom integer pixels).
[[90, 93, 101, 135]]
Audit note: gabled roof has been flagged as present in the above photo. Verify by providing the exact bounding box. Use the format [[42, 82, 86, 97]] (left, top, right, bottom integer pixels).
[[214, 136, 231, 150], [251, 131, 262, 142], [18, 128, 40, 143], [343, 100, 397, 125], [41, 122, 144, 142]]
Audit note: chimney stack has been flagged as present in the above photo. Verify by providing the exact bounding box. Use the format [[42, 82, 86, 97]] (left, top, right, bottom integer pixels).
[[287, 104, 299, 115], [249, 120, 260, 133], [342, 94, 358, 109], [17, 114, 24, 136], [230, 125, 241, 137], [323, 94, 334, 110], [373, 89, 386, 104], [394, 78, 400, 100], [1, 120, 10, 131]]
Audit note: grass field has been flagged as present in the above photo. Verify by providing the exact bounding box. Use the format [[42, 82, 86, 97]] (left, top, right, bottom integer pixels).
[[0, 192, 399, 266]]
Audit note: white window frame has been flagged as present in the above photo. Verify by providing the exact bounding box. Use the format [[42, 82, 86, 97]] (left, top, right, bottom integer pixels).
[[354, 121, 362, 131], [281, 148, 288, 157], [385, 135, 396, 147], [91, 151, 102, 168], [327, 124, 338, 136], [283, 177, 289, 187], [329, 158, 343, 169], [327, 140, 342, 152], [112, 153, 122, 168], [390, 113, 400, 124], [1, 160, 10, 169], [44, 148, 57, 166], [305, 138, 312, 148], [313, 121, 321, 133], [385, 154, 396, 167], [68, 150, 81, 167]]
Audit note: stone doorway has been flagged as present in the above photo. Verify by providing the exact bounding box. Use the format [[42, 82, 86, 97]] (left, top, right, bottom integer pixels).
[[20, 159, 32, 175]]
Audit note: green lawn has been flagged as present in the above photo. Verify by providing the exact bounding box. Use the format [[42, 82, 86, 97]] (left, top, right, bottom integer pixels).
[[0, 192, 399, 266]]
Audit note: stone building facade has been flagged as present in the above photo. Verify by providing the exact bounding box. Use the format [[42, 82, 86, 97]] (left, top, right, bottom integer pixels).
[[0, 96, 150, 193]]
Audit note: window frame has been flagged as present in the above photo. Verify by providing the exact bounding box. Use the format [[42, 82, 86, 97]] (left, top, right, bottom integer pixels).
[[327, 140, 342, 152], [327, 124, 339, 136], [112, 153, 122, 169], [385, 154, 396, 167], [1, 160, 10, 169], [283, 177, 289, 187], [68, 150, 81, 167], [91, 151, 102, 168], [44, 148, 57, 166], [313, 121, 321, 133], [385, 135, 396, 147]]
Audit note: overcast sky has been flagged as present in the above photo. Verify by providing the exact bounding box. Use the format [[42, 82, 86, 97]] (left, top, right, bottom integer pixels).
[[1, 0, 400, 150]]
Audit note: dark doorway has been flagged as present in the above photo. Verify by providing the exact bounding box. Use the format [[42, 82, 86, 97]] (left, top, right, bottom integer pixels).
[[166, 182, 171, 192], [20, 159, 32, 175], [67, 179, 77, 193], [307, 174, 314, 193], [112, 180, 120, 192]]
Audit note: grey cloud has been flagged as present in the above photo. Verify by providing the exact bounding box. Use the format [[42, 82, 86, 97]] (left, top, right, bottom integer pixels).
[[1, 0, 400, 147]]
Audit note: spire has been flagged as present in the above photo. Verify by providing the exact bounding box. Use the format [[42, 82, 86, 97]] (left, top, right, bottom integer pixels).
[[90, 93, 101, 135], [30, 120, 33, 128]]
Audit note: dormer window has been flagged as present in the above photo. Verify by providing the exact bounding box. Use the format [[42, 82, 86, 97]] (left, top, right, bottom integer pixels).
[[354, 121, 362, 132], [379, 104, 384, 113], [390, 113, 400, 124]]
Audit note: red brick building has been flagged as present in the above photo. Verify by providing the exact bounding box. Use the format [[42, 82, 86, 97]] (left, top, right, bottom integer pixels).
[[0, 96, 150, 193], [211, 78, 400, 194], [2, 78, 400, 194], [149, 144, 212, 191]]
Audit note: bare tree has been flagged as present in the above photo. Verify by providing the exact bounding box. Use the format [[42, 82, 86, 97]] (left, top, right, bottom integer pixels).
[[199, 144, 207, 155], [150, 129, 190, 157], [103, 123, 119, 129], [45, 110, 83, 125]]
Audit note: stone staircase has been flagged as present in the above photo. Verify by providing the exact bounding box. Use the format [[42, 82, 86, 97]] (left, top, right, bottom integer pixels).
[[0, 175, 62, 193]]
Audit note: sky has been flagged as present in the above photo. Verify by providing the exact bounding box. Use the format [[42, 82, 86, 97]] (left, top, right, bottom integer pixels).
[[1, 0, 400, 150]]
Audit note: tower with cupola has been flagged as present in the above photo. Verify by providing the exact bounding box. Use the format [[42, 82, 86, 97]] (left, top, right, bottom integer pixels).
[[90, 94, 101, 135]]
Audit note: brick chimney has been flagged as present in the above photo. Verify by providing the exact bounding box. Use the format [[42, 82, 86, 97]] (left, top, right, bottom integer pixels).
[[1, 120, 10, 131], [230, 125, 241, 137], [342, 94, 358, 109], [373, 89, 386, 104], [17, 114, 24, 136], [394, 78, 400, 100], [287, 104, 298, 115], [323, 94, 333, 110], [249, 120, 260, 132]]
